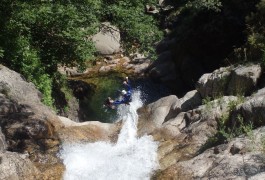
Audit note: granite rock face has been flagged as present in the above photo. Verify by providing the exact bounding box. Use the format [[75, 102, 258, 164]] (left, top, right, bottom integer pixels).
[[92, 22, 121, 55]]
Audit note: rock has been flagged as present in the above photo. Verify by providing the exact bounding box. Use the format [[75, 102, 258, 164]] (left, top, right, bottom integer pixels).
[[197, 66, 232, 98], [121, 56, 130, 63], [67, 80, 95, 121], [146, 5, 159, 14], [155, 127, 265, 179], [197, 64, 262, 98], [227, 64, 262, 95], [58, 66, 79, 76], [108, 59, 120, 64], [133, 63, 150, 74], [138, 95, 178, 136], [156, 38, 176, 54], [57, 116, 122, 143], [0, 128, 6, 152], [92, 22, 121, 55], [249, 172, 265, 180], [0, 151, 40, 179], [230, 141, 245, 155], [0, 65, 62, 129], [158, 0, 174, 11], [138, 91, 201, 137], [166, 90, 202, 121], [0, 93, 19, 116], [157, 112, 186, 139], [180, 90, 202, 111], [231, 88, 265, 126], [130, 53, 146, 64], [99, 66, 111, 73], [0, 65, 63, 179], [180, 56, 204, 88], [105, 55, 114, 60], [148, 96, 238, 171], [146, 51, 176, 82]]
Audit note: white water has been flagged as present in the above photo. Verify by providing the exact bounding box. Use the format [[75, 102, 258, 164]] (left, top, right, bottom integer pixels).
[[60, 90, 159, 180]]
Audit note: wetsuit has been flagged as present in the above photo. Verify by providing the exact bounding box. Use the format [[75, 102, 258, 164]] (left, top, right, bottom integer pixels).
[[113, 80, 132, 105]]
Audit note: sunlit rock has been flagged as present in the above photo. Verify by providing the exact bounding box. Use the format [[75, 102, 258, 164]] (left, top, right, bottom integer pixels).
[[197, 66, 232, 98], [92, 22, 121, 55], [228, 64, 262, 95], [0, 151, 40, 179], [138, 95, 178, 135], [231, 88, 265, 126], [150, 96, 238, 171], [57, 116, 121, 143], [0, 65, 64, 179], [155, 127, 265, 179], [197, 64, 262, 98]]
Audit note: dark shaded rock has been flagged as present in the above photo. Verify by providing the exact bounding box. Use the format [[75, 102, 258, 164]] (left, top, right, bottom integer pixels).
[[0, 128, 6, 152], [180, 56, 204, 88]]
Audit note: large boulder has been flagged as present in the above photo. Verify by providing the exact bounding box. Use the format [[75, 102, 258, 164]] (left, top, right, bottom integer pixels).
[[155, 127, 265, 179], [231, 87, 265, 126], [182, 96, 238, 144], [0, 66, 61, 154], [146, 51, 176, 82], [180, 56, 204, 88], [138, 95, 178, 135], [0, 151, 40, 179], [227, 64, 262, 95], [0, 65, 62, 129], [197, 64, 262, 98], [57, 116, 121, 143], [0, 65, 64, 178], [166, 90, 202, 121], [150, 96, 238, 170], [197, 66, 232, 98], [138, 91, 202, 136], [92, 22, 121, 55]]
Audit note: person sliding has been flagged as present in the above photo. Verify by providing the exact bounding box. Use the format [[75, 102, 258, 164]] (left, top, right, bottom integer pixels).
[[103, 77, 132, 109]]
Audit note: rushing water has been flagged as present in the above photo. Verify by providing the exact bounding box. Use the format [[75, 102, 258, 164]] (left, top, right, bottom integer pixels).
[[60, 90, 159, 180]]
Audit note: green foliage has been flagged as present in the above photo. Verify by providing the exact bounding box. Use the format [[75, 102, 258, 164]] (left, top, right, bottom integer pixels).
[[202, 96, 212, 105], [219, 114, 253, 141], [200, 113, 254, 154], [186, 0, 222, 11], [0, 0, 163, 108], [246, 0, 265, 63], [0, 0, 103, 107], [103, 0, 163, 55], [202, 96, 214, 111], [0, 48, 3, 58]]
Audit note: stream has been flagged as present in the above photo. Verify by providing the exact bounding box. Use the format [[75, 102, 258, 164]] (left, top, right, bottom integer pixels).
[[60, 90, 159, 180]]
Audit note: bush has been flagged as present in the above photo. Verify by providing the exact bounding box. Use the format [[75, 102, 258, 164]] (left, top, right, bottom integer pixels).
[[246, 0, 265, 63], [102, 0, 163, 55]]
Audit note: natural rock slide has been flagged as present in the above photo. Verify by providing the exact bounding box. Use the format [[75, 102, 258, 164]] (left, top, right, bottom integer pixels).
[[1, 63, 265, 179]]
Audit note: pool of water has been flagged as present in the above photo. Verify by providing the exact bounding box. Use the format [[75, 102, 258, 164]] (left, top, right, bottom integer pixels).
[[80, 74, 172, 123]]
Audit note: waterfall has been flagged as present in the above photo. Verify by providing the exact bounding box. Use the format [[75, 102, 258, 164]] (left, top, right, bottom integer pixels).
[[60, 90, 159, 180]]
